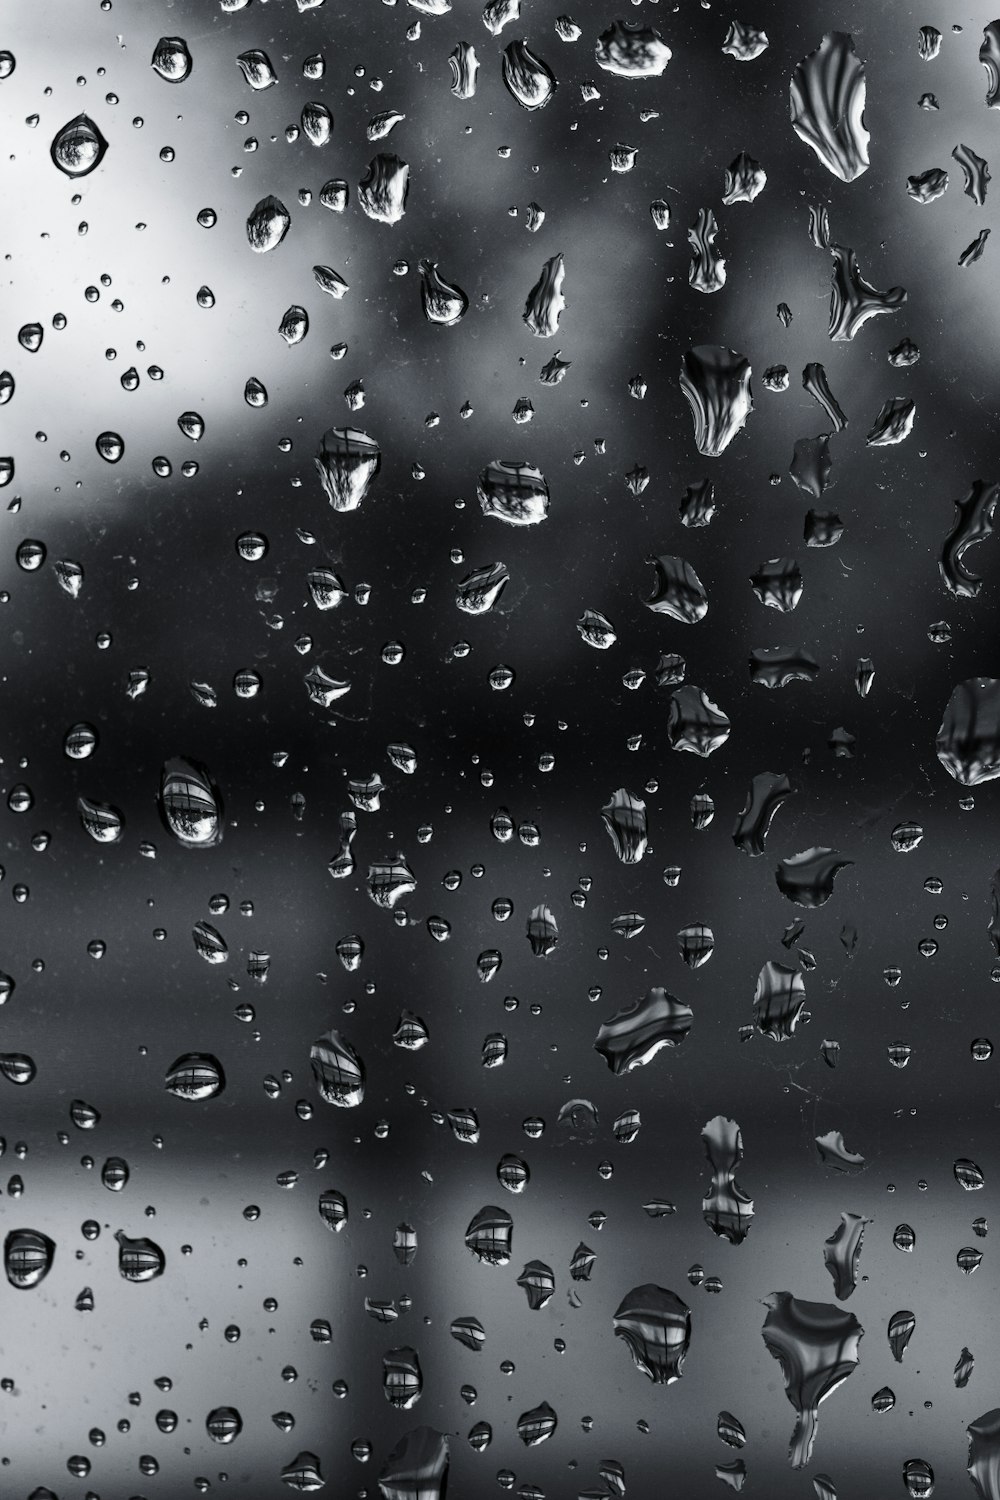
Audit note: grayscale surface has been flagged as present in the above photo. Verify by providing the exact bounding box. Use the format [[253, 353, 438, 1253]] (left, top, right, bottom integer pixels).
[[1, 0, 1000, 1495]]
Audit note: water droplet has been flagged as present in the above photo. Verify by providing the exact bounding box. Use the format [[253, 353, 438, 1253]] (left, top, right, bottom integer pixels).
[[702, 1116, 754, 1243], [378, 1427, 449, 1500], [158, 757, 224, 847], [502, 40, 556, 109], [517, 1401, 557, 1445], [829, 245, 906, 341], [937, 679, 1000, 785], [596, 20, 671, 76], [78, 795, 124, 843], [762, 1292, 863, 1468], [310, 1030, 365, 1106], [477, 460, 549, 525], [165, 1053, 225, 1100], [315, 428, 381, 511], [115, 1229, 165, 1281], [236, 50, 277, 90], [51, 114, 108, 177], [96, 431, 124, 463], [888, 1308, 916, 1362], [359, 153, 409, 225], [680, 346, 753, 457], [823, 1212, 868, 1299], [790, 33, 869, 182], [206, 1406, 242, 1443], [151, 37, 192, 83], [247, 196, 290, 252], [464, 1204, 513, 1264], [523, 254, 565, 337], [595, 988, 692, 1073], [613, 1284, 690, 1383]]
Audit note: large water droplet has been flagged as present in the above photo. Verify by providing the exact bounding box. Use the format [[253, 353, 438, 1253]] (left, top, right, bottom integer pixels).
[[151, 36, 192, 82], [51, 114, 108, 177], [315, 428, 381, 511], [158, 757, 224, 847], [502, 40, 556, 108], [680, 346, 753, 457], [702, 1116, 754, 1243], [165, 1053, 225, 1100], [310, 1030, 365, 1106], [936, 678, 1000, 784], [246, 195, 291, 252], [594, 988, 692, 1073], [790, 33, 869, 182], [477, 459, 549, 525], [761, 1292, 863, 1468], [612, 1284, 691, 1383], [4, 1228, 55, 1289], [115, 1229, 166, 1281], [359, 154, 409, 225], [595, 20, 671, 76]]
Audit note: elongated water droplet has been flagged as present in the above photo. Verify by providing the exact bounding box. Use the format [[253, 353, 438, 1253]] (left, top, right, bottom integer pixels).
[[602, 788, 648, 863], [158, 757, 224, 847], [449, 41, 479, 98], [937, 678, 1000, 784], [680, 345, 753, 457], [823, 1212, 868, 1299], [762, 1292, 863, 1468], [359, 154, 409, 225], [419, 260, 468, 325], [502, 40, 556, 109], [311, 1030, 365, 1106], [523, 254, 565, 336], [790, 33, 869, 182], [702, 1116, 754, 1243]]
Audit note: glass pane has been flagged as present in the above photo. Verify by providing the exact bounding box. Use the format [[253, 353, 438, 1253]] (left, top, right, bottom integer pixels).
[[2, 0, 997, 1495]]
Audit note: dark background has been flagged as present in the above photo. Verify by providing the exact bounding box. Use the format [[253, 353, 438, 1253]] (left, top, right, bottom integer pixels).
[[1, 0, 1000, 1493]]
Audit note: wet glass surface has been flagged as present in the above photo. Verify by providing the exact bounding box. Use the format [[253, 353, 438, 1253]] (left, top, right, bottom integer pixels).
[[3, 0, 1000, 1494]]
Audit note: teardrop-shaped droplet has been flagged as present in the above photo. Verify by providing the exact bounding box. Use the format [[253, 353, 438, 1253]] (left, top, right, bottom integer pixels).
[[115, 1229, 166, 1282], [502, 40, 557, 109], [419, 260, 468, 325], [158, 757, 224, 848], [51, 114, 108, 177], [151, 36, 192, 82], [78, 795, 124, 843]]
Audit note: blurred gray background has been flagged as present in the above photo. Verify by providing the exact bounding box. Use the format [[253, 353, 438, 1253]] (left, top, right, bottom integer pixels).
[[1, 0, 1000, 1493]]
